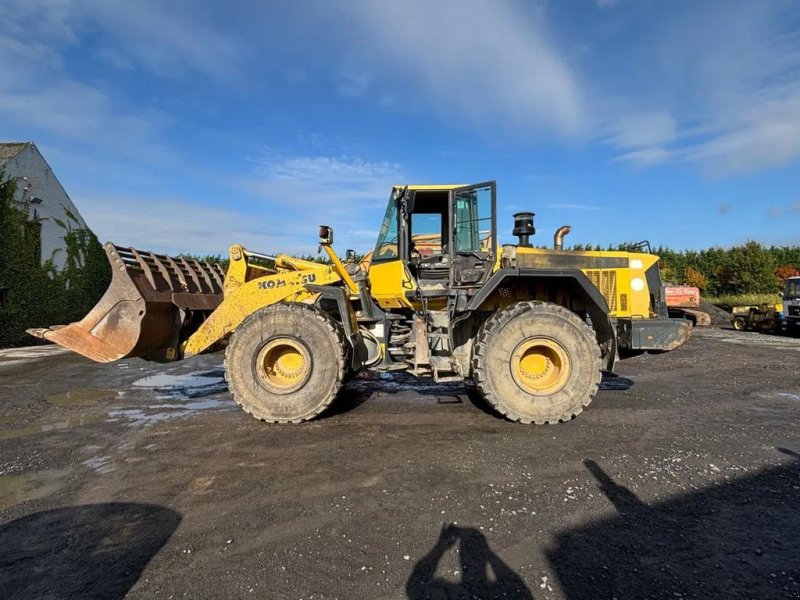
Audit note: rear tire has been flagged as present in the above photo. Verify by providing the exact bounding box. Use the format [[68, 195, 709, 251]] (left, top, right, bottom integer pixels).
[[224, 303, 347, 423], [472, 301, 602, 424]]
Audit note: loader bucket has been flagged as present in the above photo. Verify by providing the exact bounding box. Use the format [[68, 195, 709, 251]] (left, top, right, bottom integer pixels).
[[27, 243, 225, 363]]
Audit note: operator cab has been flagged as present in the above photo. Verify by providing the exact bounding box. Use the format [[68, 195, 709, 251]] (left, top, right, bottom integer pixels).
[[371, 182, 496, 296]]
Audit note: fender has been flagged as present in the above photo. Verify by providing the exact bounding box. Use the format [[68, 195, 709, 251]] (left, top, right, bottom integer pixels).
[[465, 268, 617, 371], [305, 284, 366, 370]]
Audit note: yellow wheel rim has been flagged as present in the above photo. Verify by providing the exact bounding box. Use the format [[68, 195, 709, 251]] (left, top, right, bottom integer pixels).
[[511, 338, 571, 395], [256, 338, 312, 394]]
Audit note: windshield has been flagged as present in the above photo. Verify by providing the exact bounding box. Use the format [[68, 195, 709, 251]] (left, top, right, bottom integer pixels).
[[786, 279, 800, 300], [372, 196, 399, 262]]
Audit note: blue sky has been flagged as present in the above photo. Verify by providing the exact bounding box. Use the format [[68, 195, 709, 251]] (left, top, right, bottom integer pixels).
[[1, 0, 799, 256]]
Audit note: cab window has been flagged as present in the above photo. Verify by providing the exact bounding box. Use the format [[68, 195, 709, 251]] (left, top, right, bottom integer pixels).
[[454, 185, 493, 253]]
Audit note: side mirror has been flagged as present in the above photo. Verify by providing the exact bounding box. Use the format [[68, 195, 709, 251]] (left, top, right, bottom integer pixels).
[[319, 225, 333, 245]]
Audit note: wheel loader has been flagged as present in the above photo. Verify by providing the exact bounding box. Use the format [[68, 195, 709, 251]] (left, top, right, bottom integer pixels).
[[29, 181, 691, 424]]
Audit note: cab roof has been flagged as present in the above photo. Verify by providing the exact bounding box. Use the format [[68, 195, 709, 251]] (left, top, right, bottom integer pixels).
[[392, 184, 467, 191]]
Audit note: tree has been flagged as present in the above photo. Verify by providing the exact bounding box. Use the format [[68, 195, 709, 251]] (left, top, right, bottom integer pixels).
[[777, 264, 800, 285], [683, 266, 709, 290], [725, 241, 780, 294]]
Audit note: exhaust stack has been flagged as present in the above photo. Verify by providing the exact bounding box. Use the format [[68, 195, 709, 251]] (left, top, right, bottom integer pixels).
[[554, 225, 571, 250], [513, 212, 535, 247]]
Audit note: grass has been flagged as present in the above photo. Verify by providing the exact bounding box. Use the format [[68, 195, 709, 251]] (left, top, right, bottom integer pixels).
[[704, 294, 783, 311]]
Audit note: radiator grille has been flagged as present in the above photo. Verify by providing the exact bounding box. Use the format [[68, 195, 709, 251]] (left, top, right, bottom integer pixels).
[[586, 270, 618, 312]]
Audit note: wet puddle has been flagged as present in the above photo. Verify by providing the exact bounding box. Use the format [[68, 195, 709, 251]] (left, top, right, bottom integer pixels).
[[0, 346, 70, 369], [104, 369, 234, 424], [0, 415, 106, 441], [132, 369, 228, 399], [757, 391, 800, 402], [747, 390, 800, 415], [83, 455, 114, 474], [0, 468, 71, 510], [109, 398, 233, 426], [47, 388, 117, 407]]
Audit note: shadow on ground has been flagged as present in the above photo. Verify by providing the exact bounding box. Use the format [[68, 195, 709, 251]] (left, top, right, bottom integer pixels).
[[549, 448, 800, 599], [0, 502, 180, 599], [407, 524, 533, 599], [598, 372, 634, 391]]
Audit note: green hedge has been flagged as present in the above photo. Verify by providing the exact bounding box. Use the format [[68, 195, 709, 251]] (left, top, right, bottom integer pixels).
[[0, 172, 111, 347]]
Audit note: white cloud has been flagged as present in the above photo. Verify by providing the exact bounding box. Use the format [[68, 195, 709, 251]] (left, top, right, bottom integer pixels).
[[603, 3, 800, 173], [78, 0, 240, 79], [78, 194, 309, 257], [684, 92, 800, 173], [0, 80, 167, 147], [0, 2, 188, 161], [332, 0, 585, 137], [73, 153, 405, 257], [78, 154, 401, 256], [255, 154, 402, 192], [616, 146, 672, 166], [243, 153, 405, 252], [0, 0, 77, 45], [609, 111, 677, 150], [0, 0, 240, 80]]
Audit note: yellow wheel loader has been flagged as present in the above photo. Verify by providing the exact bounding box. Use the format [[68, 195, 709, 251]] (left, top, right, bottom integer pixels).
[[30, 181, 691, 424]]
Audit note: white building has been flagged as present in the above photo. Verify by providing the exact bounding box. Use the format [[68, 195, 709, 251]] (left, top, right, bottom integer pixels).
[[0, 142, 90, 271]]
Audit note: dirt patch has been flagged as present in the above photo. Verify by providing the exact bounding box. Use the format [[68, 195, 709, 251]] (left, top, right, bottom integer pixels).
[[0, 330, 798, 598]]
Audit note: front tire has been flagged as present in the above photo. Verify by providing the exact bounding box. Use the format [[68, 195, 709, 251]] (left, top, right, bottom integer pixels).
[[224, 303, 347, 423], [472, 301, 602, 424]]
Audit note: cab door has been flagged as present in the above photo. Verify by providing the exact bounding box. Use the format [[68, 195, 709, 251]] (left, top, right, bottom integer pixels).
[[450, 182, 496, 287], [367, 188, 417, 309]]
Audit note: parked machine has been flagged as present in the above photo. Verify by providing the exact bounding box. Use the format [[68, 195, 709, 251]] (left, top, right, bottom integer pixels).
[[731, 303, 784, 333], [30, 181, 691, 424], [664, 285, 711, 327], [784, 276, 800, 335]]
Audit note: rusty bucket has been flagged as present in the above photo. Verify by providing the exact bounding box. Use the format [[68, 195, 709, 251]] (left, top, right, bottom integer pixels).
[[28, 243, 225, 363]]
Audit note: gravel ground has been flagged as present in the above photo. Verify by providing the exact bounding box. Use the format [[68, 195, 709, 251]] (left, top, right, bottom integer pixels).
[[0, 327, 798, 599]]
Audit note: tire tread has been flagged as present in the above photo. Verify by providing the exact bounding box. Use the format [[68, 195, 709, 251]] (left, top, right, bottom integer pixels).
[[472, 301, 602, 424], [223, 302, 347, 423]]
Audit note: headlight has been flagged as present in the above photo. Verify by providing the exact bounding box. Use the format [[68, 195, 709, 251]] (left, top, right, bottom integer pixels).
[[631, 277, 645, 291]]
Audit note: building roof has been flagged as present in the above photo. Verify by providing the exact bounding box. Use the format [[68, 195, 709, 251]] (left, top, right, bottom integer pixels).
[[0, 142, 31, 168]]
